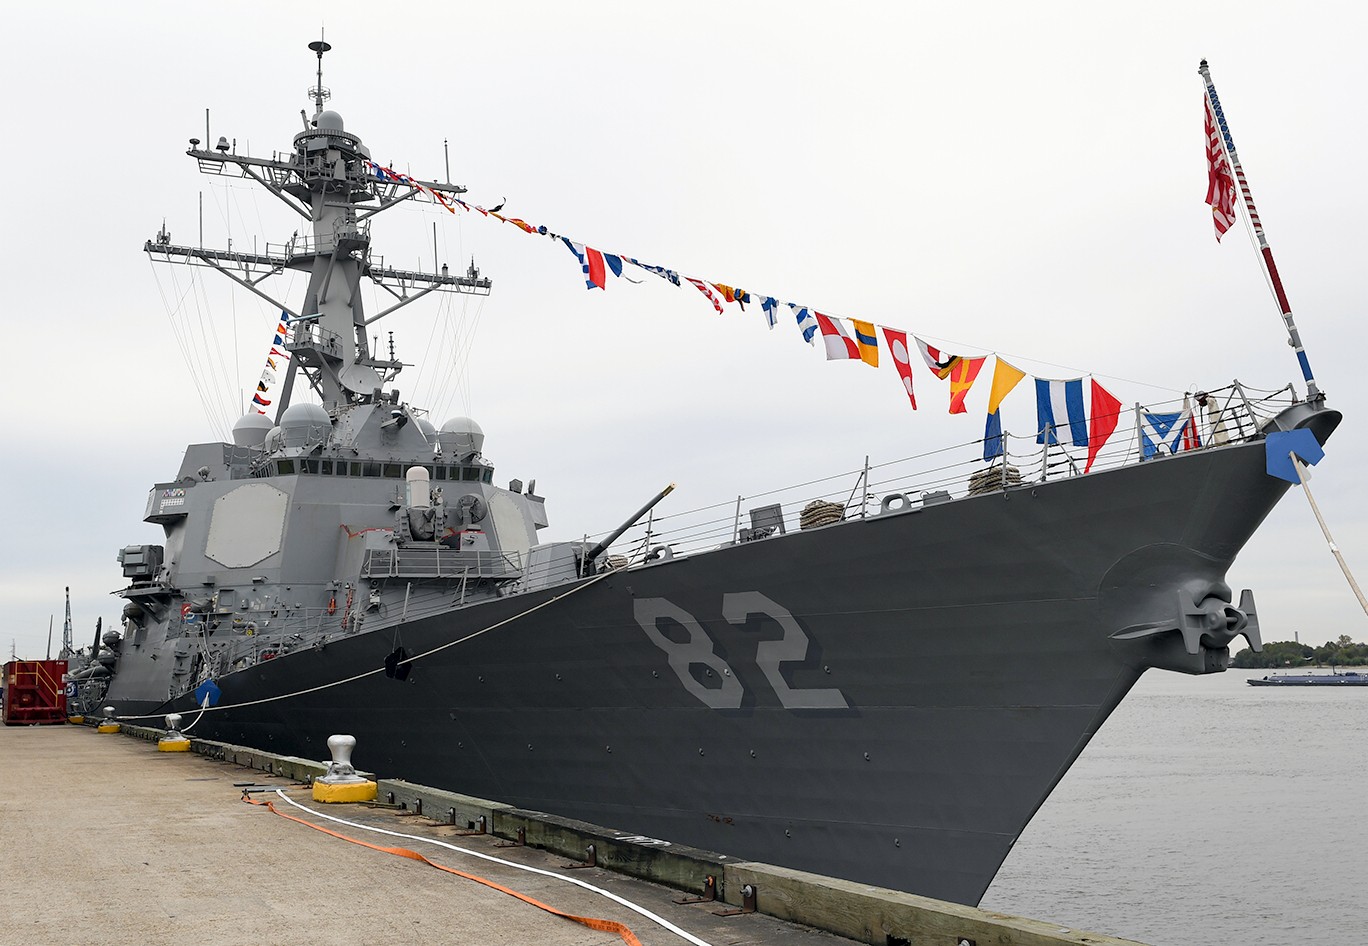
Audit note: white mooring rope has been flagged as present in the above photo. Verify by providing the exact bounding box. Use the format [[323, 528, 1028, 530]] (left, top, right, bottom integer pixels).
[[272, 790, 716, 946], [1291, 452, 1368, 617]]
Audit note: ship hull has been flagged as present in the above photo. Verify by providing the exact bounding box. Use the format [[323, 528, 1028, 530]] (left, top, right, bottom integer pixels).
[[143, 437, 1290, 905]]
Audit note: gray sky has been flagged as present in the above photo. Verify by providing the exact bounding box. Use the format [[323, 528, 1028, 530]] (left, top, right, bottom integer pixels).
[[3, 1, 1365, 659]]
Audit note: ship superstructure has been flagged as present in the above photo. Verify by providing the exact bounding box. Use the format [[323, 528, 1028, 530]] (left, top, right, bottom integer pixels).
[[110, 40, 582, 705], [96, 45, 1342, 905]]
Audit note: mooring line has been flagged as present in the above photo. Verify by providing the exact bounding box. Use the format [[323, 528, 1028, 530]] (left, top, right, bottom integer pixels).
[[1291, 453, 1368, 616], [114, 568, 616, 723], [247, 789, 714, 946]]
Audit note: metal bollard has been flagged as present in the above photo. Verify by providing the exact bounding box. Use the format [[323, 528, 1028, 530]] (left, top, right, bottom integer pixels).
[[311, 734, 378, 803]]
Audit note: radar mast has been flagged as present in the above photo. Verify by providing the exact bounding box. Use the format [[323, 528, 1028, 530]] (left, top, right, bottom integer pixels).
[[145, 41, 491, 421]]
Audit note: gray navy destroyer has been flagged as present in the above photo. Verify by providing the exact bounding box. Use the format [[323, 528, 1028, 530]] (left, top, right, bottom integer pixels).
[[85, 46, 1342, 906]]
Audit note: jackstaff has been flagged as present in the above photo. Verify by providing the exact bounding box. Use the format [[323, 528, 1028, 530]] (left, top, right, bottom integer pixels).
[[1199, 59, 1321, 399]]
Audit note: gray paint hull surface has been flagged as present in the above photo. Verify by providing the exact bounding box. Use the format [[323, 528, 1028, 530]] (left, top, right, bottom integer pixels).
[[138, 436, 1288, 905]]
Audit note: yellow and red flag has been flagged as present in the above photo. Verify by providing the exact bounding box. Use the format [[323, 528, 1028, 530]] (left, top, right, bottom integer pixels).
[[947, 356, 987, 414]]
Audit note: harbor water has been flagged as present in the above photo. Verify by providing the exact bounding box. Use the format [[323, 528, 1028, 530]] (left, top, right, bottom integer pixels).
[[982, 668, 1365, 946]]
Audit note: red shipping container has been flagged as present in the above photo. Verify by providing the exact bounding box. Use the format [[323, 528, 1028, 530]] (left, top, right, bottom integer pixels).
[[2, 660, 68, 725]]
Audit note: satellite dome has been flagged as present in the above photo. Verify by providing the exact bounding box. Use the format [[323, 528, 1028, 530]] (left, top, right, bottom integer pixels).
[[415, 417, 437, 439], [279, 402, 331, 448], [280, 402, 331, 427], [316, 109, 344, 131], [439, 416, 485, 456], [232, 412, 275, 448], [263, 426, 283, 452]]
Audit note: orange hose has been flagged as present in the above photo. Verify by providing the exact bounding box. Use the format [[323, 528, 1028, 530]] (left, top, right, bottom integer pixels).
[[243, 794, 643, 946]]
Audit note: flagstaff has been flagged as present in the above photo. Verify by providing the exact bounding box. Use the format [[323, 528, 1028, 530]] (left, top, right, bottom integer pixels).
[[1199, 59, 1321, 400]]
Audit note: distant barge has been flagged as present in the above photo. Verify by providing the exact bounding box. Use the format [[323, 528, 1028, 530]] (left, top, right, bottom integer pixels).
[[1247, 671, 1368, 686]]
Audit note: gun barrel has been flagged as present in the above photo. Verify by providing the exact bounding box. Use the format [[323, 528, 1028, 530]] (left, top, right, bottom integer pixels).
[[585, 483, 676, 568]]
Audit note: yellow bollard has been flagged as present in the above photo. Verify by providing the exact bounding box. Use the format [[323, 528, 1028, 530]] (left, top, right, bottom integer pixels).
[[158, 713, 191, 752], [312, 734, 377, 803]]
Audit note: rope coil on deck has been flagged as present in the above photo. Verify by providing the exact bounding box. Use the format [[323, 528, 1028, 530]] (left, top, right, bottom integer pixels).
[[799, 500, 844, 529]]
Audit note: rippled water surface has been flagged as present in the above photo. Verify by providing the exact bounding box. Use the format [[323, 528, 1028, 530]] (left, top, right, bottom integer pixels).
[[980, 670, 1366, 946]]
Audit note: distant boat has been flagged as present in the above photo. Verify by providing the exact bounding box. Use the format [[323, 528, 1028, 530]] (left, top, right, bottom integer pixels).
[[1247, 671, 1368, 686]]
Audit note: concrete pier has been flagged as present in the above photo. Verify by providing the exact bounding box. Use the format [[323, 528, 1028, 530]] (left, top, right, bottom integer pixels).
[[0, 724, 1148, 946]]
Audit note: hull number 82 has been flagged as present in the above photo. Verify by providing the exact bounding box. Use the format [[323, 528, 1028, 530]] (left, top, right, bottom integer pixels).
[[633, 592, 848, 710]]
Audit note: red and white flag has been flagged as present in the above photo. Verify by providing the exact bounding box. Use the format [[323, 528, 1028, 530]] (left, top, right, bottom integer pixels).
[[685, 277, 725, 315], [1204, 98, 1237, 241], [814, 313, 859, 361], [882, 327, 917, 409], [1180, 395, 1203, 451], [914, 336, 959, 379]]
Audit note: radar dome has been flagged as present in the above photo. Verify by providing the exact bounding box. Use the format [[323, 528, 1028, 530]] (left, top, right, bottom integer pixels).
[[279, 402, 332, 448], [415, 417, 438, 439], [263, 426, 283, 452], [316, 109, 345, 131], [439, 416, 485, 456], [232, 412, 275, 448]]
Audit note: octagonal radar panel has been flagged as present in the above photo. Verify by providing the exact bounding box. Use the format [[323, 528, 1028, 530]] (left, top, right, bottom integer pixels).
[[206, 483, 288, 568]]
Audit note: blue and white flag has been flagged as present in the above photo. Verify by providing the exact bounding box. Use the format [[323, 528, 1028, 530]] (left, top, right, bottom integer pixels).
[[761, 296, 781, 329], [1140, 409, 1192, 459], [624, 257, 680, 286], [790, 304, 818, 345], [1035, 378, 1089, 446]]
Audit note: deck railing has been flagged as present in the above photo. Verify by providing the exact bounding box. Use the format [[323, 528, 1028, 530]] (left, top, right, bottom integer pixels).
[[573, 381, 1299, 567]]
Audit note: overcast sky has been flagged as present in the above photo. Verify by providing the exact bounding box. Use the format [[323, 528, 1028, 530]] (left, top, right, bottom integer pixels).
[[2, 1, 1365, 660]]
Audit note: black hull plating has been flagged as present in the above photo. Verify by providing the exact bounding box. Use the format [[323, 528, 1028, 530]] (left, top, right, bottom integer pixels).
[[151, 438, 1289, 904]]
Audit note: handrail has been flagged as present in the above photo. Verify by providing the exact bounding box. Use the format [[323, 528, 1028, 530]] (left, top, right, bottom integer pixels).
[[567, 382, 1293, 566]]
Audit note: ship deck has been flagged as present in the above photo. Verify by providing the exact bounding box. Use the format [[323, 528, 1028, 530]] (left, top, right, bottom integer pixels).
[[0, 722, 1149, 946]]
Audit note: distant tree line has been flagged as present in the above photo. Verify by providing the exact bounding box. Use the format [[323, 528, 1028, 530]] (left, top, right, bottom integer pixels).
[[1231, 634, 1367, 668]]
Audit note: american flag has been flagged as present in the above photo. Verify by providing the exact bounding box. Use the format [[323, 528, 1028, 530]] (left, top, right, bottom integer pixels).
[[1204, 97, 1237, 241]]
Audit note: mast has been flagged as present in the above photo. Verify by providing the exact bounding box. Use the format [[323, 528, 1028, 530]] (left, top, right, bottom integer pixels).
[[145, 41, 491, 421], [61, 586, 73, 657], [1199, 60, 1321, 400]]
